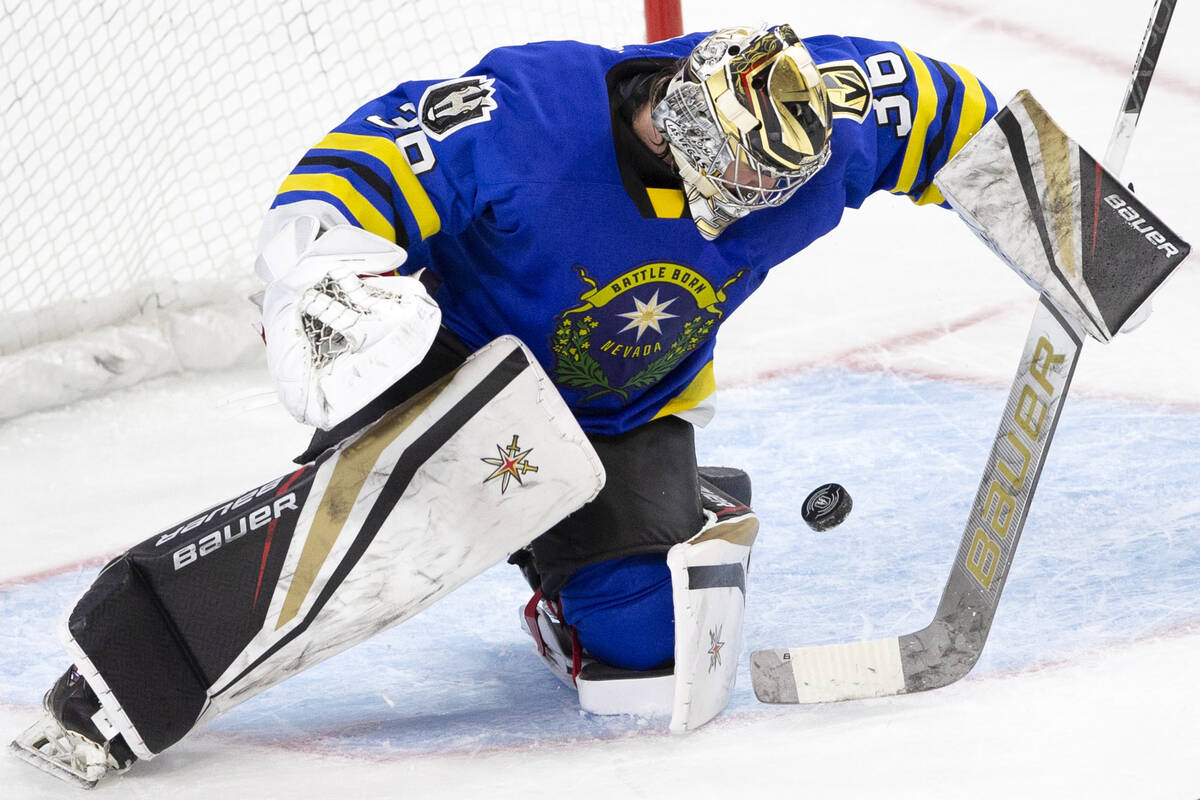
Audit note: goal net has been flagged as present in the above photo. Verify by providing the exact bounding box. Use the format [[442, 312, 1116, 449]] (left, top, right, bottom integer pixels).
[[1, 0, 668, 418]]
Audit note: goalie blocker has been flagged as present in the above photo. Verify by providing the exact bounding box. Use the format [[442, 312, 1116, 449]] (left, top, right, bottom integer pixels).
[[934, 90, 1190, 341], [43, 337, 604, 761]]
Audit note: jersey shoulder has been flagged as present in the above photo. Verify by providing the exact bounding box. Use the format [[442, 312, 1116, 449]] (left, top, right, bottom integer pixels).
[[267, 35, 704, 250], [801, 33, 998, 206], [417, 35, 703, 184]]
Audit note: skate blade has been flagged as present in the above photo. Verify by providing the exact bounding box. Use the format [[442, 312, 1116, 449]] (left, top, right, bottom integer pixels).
[[10, 716, 111, 789]]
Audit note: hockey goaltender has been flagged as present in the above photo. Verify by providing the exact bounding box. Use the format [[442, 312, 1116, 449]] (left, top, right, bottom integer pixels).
[[15, 21, 1182, 788]]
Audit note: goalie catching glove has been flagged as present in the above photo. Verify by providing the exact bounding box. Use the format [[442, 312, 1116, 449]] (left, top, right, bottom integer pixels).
[[257, 215, 441, 429]]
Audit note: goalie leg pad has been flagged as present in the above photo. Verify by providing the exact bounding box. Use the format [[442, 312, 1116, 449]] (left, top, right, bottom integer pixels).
[[58, 336, 604, 758], [666, 506, 757, 733]]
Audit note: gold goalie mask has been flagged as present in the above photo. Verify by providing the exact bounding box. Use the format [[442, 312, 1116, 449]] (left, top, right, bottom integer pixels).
[[652, 25, 833, 239]]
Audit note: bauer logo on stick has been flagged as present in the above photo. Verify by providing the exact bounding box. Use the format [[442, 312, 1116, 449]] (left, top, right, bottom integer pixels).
[[802, 482, 852, 531]]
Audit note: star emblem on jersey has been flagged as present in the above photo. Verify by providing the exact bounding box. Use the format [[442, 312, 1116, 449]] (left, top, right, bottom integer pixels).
[[617, 290, 678, 340], [708, 625, 725, 672], [481, 435, 539, 493], [549, 263, 745, 404]]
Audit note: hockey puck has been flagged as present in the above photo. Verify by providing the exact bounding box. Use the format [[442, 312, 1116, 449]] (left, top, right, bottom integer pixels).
[[802, 483, 852, 531]]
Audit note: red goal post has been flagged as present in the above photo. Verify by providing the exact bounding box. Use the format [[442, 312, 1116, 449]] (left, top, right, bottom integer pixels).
[[0, 0, 684, 419], [646, 0, 684, 41]]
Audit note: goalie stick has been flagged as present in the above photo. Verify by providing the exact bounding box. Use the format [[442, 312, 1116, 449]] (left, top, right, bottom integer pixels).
[[751, 0, 1179, 704]]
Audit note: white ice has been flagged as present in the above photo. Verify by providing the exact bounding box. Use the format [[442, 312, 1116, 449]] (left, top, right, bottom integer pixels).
[[2, 0, 1199, 797]]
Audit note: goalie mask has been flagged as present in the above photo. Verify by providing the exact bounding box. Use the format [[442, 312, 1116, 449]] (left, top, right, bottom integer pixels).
[[652, 25, 832, 239]]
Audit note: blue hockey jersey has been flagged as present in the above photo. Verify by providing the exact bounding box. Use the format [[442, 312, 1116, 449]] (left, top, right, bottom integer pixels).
[[269, 33, 996, 435]]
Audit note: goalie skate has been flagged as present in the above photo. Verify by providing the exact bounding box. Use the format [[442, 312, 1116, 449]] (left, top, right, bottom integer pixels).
[[10, 665, 136, 788], [11, 714, 112, 786], [10, 714, 124, 789]]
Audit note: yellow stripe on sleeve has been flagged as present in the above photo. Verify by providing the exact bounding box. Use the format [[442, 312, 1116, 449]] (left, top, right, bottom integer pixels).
[[316, 132, 442, 240], [915, 62, 989, 206], [279, 173, 396, 241], [892, 46, 939, 197], [945, 64, 988, 161], [651, 360, 716, 420]]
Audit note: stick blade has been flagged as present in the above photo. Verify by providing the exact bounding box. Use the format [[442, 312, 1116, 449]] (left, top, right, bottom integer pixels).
[[750, 638, 908, 703]]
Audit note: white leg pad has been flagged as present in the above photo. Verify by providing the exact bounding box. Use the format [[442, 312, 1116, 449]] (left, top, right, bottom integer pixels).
[[667, 509, 758, 734], [57, 336, 605, 759]]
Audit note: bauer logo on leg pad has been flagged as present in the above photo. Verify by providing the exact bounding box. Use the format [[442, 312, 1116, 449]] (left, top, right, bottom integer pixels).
[[170, 493, 300, 571]]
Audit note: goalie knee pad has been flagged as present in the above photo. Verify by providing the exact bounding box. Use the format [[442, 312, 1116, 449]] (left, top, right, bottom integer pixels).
[[520, 587, 678, 717], [559, 554, 675, 671]]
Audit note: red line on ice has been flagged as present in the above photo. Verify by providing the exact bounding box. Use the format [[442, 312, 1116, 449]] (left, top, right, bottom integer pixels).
[[4, 299, 1199, 591], [0, 553, 116, 593], [914, 0, 1200, 102], [722, 301, 1021, 389], [184, 615, 1200, 762], [725, 298, 1200, 414]]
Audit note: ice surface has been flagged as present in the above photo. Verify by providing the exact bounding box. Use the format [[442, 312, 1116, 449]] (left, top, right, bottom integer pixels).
[[2, 0, 1199, 797]]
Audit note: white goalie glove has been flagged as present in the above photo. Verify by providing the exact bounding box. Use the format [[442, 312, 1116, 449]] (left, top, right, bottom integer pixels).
[[257, 215, 441, 429]]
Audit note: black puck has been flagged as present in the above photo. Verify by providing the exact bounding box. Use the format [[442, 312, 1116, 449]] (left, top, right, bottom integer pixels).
[[802, 483, 852, 531]]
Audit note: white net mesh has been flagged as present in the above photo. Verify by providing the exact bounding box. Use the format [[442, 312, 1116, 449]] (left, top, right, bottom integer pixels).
[[0, 0, 646, 358]]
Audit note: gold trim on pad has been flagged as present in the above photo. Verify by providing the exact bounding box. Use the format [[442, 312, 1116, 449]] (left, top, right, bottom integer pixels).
[[275, 375, 452, 629]]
